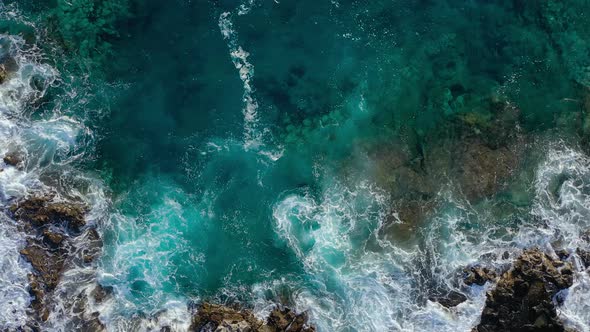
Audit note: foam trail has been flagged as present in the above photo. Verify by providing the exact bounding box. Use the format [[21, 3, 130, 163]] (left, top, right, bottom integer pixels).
[[218, 11, 261, 151]]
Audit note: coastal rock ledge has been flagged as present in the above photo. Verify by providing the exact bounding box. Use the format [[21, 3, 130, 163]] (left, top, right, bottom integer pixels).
[[474, 248, 575, 332], [189, 303, 315, 332]]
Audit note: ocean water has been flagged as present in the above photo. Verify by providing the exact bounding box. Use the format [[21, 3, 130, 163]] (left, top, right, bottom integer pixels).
[[1, 0, 590, 331]]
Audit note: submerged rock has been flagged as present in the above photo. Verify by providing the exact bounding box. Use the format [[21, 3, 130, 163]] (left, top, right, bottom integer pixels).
[[190, 303, 315, 332], [474, 248, 574, 332], [456, 141, 519, 202]]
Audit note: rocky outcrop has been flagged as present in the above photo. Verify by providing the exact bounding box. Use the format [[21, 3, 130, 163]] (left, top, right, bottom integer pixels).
[[474, 248, 574, 332], [0, 55, 18, 84], [189, 303, 315, 332], [11, 195, 87, 231], [3, 151, 22, 166], [463, 266, 497, 286], [9, 195, 102, 327], [429, 290, 468, 308]]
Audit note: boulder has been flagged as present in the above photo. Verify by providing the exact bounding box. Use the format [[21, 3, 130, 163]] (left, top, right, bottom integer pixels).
[[474, 248, 574, 332], [3, 151, 23, 167]]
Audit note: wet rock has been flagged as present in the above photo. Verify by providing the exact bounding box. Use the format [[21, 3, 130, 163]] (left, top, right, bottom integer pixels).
[[27, 274, 49, 322], [20, 240, 65, 290], [3, 151, 23, 167], [474, 248, 574, 332], [20, 239, 66, 323], [42, 229, 64, 246], [190, 303, 314, 332], [190, 303, 264, 332], [463, 266, 497, 286], [576, 248, 590, 268], [267, 307, 314, 332], [82, 313, 106, 332], [0, 61, 14, 84], [429, 290, 468, 308], [10, 195, 97, 326], [11, 196, 87, 231], [0, 65, 7, 84], [91, 284, 113, 303]]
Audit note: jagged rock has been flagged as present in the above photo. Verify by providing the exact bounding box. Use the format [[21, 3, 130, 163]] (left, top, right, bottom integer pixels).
[[0, 67, 6, 84], [463, 266, 497, 286], [267, 307, 314, 332], [474, 248, 574, 332], [3, 151, 23, 167], [82, 313, 106, 332], [10, 195, 98, 326], [429, 290, 468, 308], [11, 196, 87, 231], [20, 239, 65, 322], [190, 303, 314, 332], [190, 303, 264, 332], [91, 284, 112, 303], [42, 229, 64, 246], [576, 248, 590, 268], [20, 240, 65, 290], [0, 57, 18, 84]]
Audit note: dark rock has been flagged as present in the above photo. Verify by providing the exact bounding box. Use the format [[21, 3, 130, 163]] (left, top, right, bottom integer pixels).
[[189, 303, 263, 332], [463, 266, 497, 286], [11, 196, 87, 231], [190, 303, 314, 332], [0, 66, 7, 84], [3, 151, 23, 167], [474, 248, 574, 332], [0, 62, 11, 84], [429, 290, 468, 308], [91, 284, 112, 303], [82, 314, 106, 332], [42, 229, 64, 246], [576, 248, 590, 268], [27, 274, 49, 322], [20, 240, 65, 291], [267, 307, 315, 332], [20, 239, 65, 323], [11, 195, 95, 326]]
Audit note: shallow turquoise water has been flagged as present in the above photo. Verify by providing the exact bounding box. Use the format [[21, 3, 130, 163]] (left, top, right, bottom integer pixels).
[[1, 0, 590, 331]]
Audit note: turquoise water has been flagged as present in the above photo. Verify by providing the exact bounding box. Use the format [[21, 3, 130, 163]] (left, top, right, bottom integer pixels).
[[1, 0, 590, 331]]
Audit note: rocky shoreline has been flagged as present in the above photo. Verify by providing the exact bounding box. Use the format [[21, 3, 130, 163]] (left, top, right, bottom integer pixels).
[[2, 9, 590, 330], [3, 85, 586, 331]]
